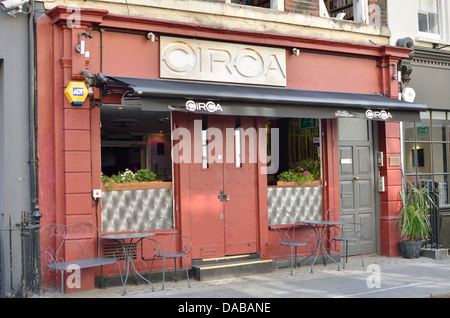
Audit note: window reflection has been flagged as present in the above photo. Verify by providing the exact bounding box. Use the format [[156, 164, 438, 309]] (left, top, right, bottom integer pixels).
[[432, 143, 448, 173], [403, 121, 415, 141], [432, 112, 446, 142], [417, 111, 430, 141], [434, 175, 449, 205], [404, 111, 450, 206]]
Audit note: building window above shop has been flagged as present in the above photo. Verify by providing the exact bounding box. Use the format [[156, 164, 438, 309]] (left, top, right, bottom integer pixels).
[[230, 0, 269, 8], [321, 0, 376, 24], [403, 111, 450, 206], [418, 0, 440, 34], [323, 0, 355, 20], [228, 0, 283, 10]]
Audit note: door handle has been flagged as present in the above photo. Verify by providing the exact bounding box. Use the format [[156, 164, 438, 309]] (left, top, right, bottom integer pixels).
[[354, 176, 359, 180], [218, 191, 231, 202]]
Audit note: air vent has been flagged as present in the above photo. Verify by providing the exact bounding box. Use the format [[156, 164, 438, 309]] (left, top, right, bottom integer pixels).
[[102, 242, 138, 260]]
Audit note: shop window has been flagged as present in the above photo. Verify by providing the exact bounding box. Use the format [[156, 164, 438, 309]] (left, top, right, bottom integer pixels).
[[403, 111, 450, 206], [100, 105, 174, 233], [266, 118, 321, 186], [418, 0, 440, 34], [100, 105, 172, 181]]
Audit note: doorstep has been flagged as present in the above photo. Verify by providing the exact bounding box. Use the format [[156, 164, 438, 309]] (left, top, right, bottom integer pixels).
[[192, 254, 273, 281]]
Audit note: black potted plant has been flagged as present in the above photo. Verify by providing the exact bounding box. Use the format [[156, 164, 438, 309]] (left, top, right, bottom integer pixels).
[[396, 182, 433, 258]]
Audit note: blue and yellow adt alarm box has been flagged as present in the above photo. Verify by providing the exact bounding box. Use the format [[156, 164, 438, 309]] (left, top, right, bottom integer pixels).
[[64, 81, 89, 106]]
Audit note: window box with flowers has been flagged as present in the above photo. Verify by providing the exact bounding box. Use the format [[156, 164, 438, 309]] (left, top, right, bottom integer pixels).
[[276, 159, 321, 187], [101, 169, 172, 191]]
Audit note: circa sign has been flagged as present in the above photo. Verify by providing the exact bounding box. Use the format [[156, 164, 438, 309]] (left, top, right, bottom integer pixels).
[[160, 36, 287, 86], [186, 100, 223, 113], [365, 109, 392, 120]]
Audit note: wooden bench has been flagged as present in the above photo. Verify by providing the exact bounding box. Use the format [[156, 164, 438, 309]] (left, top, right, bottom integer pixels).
[[40, 221, 118, 296]]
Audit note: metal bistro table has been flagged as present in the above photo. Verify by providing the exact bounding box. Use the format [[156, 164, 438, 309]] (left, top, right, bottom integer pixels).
[[102, 232, 155, 295], [299, 220, 343, 273]]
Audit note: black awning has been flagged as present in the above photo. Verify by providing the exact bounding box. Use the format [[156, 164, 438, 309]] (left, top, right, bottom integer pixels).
[[104, 75, 427, 121]]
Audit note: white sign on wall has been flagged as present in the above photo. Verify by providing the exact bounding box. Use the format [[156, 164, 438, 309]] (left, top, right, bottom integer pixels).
[[160, 36, 287, 86]]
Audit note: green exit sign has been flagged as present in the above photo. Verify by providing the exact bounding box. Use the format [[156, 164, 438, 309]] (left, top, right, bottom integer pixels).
[[300, 118, 317, 129], [418, 127, 429, 134]]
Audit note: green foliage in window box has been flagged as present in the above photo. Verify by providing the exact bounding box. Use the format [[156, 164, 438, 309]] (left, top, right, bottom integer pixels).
[[101, 169, 157, 190], [277, 159, 320, 184]]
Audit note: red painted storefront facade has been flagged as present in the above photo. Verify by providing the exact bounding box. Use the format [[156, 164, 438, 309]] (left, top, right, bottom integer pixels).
[[37, 6, 411, 292]]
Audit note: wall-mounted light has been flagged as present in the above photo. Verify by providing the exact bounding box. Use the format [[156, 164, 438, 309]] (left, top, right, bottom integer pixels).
[[76, 31, 93, 55], [291, 48, 300, 56], [147, 32, 156, 42]]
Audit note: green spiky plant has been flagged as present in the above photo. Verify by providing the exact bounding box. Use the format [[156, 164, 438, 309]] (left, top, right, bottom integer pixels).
[[397, 182, 433, 242]]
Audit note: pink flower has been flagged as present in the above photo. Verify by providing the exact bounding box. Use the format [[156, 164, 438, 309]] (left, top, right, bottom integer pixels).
[[303, 171, 309, 177]]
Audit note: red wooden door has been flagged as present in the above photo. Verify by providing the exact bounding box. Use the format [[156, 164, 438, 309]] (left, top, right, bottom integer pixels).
[[187, 114, 259, 259]]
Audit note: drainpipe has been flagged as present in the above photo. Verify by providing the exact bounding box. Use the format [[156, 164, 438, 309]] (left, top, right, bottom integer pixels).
[[28, 0, 39, 214], [28, 0, 40, 219]]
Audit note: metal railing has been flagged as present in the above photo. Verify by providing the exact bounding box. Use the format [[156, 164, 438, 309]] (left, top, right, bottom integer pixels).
[[0, 209, 41, 298], [428, 182, 441, 249]]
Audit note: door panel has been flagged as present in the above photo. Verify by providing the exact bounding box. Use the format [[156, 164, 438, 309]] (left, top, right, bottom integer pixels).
[[357, 212, 374, 254], [340, 181, 354, 209], [189, 114, 225, 258], [339, 147, 353, 176], [188, 114, 259, 258], [357, 180, 372, 208], [223, 116, 258, 255], [356, 146, 371, 175], [338, 119, 376, 256]]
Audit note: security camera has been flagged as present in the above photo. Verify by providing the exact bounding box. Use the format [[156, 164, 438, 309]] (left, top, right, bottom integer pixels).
[[0, 0, 29, 10], [396, 37, 414, 49]]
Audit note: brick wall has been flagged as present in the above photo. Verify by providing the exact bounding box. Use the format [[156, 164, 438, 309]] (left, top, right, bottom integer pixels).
[[285, 0, 320, 16]]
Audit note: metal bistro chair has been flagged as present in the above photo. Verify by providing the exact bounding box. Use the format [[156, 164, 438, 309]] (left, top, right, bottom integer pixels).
[[326, 207, 365, 269], [146, 217, 192, 290], [272, 211, 314, 275]]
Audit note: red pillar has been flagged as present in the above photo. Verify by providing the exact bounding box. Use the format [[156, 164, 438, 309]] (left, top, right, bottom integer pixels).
[[376, 49, 409, 257], [38, 6, 108, 291], [378, 121, 403, 256]]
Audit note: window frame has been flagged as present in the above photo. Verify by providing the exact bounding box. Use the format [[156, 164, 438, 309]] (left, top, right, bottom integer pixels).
[[417, 0, 444, 42], [403, 111, 450, 207], [227, 0, 284, 11], [321, 0, 369, 23]]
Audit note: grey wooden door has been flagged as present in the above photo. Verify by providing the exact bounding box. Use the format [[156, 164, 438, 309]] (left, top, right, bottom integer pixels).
[[338, 118, 377, 255]]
